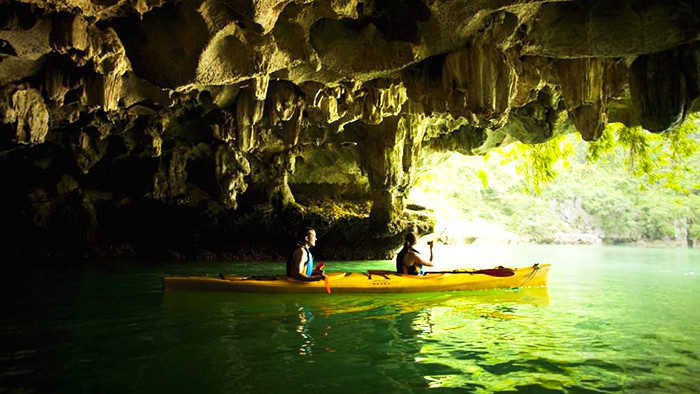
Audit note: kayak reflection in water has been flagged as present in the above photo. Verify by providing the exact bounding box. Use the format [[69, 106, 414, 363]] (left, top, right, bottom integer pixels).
[[296, 305, 315, 356], [286, 227, 326, 281], [295, 305, 335, 356], [396, 232, 434, 275]]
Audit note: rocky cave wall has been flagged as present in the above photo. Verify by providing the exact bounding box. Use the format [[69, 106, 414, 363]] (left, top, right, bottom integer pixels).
[[1, 0, 699, 260]]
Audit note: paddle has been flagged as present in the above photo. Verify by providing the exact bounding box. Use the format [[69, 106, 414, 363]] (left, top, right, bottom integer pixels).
[[323, 275, 331, 294], [313, 263, 331, 294], [366, 267, 515, 277], [429, 267, 515, 277]]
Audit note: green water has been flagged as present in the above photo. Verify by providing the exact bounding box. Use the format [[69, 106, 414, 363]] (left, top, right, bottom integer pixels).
[[2, 245, 699, 393]]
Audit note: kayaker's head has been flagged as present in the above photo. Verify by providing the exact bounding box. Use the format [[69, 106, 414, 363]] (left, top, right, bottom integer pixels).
[[300, 227, 317, 247], [404, 232, 417, 247]]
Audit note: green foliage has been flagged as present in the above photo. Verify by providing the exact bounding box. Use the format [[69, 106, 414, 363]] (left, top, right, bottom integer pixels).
[[501, 135, 574, 193], [409, 115, 700, 245], [509, 115, 700, 193], [587, 121, 700, 191], [505, 196, 567, 239], [477, 169, 488, 189]]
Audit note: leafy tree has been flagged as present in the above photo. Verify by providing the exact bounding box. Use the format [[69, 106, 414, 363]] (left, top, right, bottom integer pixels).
[[494, 114, 699, 193], [410, 115, 700, 245]]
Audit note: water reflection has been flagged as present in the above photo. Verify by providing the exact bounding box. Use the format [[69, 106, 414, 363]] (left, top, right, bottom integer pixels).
[[404, 287, 553, 391], [160, 285, 557, 392], [6, 245, 699, 393], [295, 305, 315, 356], [290, 303, 338, 357]]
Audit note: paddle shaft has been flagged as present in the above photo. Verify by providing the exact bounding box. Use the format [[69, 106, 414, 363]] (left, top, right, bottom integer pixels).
[[367, 268, 515, 277], [426, 268, 515, 277]]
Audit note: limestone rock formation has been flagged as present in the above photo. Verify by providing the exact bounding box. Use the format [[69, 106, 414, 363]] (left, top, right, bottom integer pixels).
[[0, 0, 699, 260]]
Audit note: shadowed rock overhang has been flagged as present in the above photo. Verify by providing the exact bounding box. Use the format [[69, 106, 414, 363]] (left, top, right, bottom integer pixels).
[[0, 0, 698, 259]]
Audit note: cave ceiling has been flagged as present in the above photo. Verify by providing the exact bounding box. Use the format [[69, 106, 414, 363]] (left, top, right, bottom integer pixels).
[[1, 0, 700, 234]]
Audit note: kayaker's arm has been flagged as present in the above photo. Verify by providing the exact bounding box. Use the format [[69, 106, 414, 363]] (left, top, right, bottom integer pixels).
[[291, 248, 326, 280], [416, 241, 434, 267], [405, 246, 434, 268], [291, 247, 310, 278], [419, 257, 434, 268]]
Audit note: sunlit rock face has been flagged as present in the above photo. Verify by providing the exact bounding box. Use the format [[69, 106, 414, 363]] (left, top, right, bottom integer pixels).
[[1, 0, 699, 259]]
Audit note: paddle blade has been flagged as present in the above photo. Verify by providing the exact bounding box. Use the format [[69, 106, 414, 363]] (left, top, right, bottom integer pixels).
[[324, 276, 331, 294], [475, 268, 515, 277]]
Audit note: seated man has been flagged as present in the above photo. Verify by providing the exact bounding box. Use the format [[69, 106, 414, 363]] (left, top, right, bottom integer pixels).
[[287, 227, 325, 280], [396, 232, 434, 275]]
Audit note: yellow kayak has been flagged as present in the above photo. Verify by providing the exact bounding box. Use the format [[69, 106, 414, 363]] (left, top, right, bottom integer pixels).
[[163, 263, 550, 294]]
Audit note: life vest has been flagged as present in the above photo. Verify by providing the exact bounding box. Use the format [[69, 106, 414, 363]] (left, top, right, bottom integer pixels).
[[286, 245, 314, 277], [396, 246, 421, 275], [304, 247, 314, 276]]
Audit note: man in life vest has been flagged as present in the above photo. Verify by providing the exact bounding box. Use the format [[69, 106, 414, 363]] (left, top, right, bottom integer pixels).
[[396, 232, 434, 275], [287, 227, 326, 280]]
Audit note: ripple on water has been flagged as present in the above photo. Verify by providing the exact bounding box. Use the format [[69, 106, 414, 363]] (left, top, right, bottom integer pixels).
[[673, 348, 698, 360], [3, 245, 699, 393], [493, 384, 567, 394], [449, 349, 487, 362], [478, 359, 541, 375]]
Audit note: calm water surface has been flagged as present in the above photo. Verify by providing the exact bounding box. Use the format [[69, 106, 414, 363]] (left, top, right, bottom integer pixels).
[[2, 245, 699, 393]]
